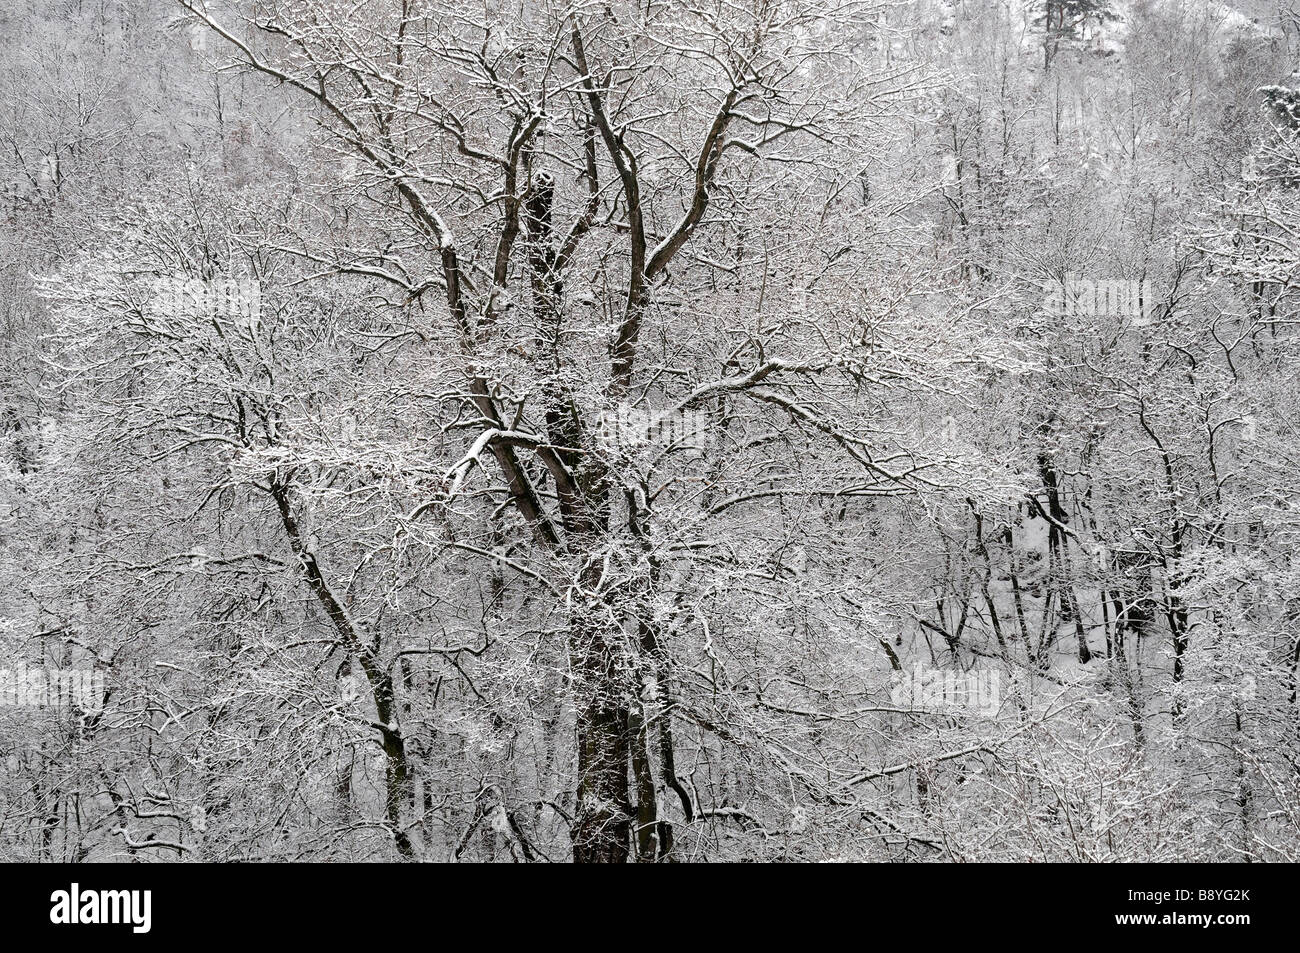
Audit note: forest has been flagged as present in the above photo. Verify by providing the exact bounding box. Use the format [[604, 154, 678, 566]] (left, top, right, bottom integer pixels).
[[2, 0, 1299, 863]]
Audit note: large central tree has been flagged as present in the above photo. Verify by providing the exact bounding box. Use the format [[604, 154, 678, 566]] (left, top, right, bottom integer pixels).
[[163, 0, 947, 861]]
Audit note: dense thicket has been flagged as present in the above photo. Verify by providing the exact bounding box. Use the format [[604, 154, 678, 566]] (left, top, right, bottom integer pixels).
[[2, 0, 1299, 862]]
